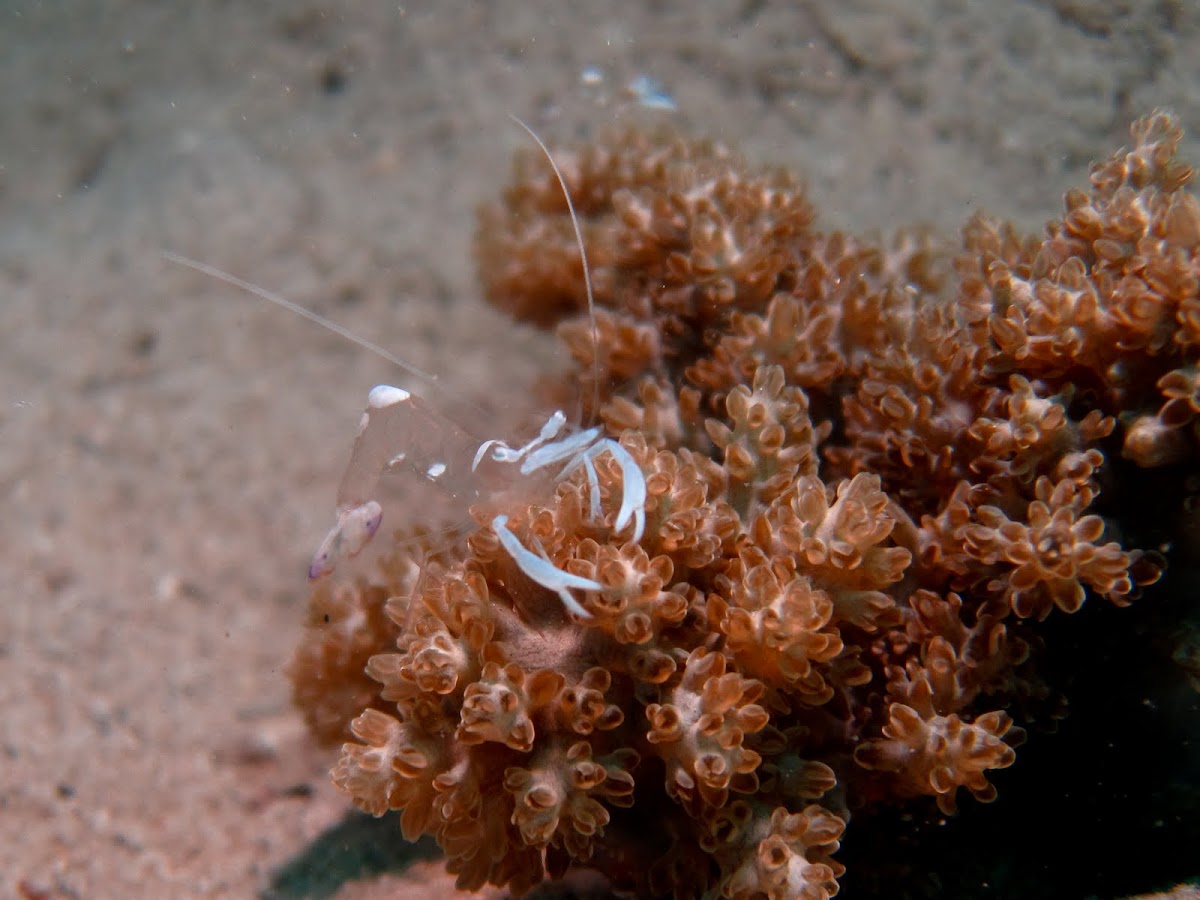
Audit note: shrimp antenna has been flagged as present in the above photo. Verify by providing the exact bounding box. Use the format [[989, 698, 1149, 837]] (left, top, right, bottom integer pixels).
[[508, 115, 601, 427], [161, 251, 441, 385]]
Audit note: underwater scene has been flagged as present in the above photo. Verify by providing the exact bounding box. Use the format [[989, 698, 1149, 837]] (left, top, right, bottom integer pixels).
[[1, 2, 1197, 898]]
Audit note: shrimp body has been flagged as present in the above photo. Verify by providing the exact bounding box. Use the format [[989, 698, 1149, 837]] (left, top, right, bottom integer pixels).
[[305, 118, 646, 617]]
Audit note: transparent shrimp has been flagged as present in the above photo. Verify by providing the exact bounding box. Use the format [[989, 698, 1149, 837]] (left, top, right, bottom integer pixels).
[[304, 118, 644, 617], [166, 117, 648, 616]]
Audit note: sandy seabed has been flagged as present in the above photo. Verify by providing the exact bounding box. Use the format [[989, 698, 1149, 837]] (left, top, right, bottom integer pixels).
[[1, 2, 1197, 897]]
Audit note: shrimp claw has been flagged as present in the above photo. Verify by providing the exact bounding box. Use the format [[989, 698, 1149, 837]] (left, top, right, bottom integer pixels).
[[491, 515, 600, 618]]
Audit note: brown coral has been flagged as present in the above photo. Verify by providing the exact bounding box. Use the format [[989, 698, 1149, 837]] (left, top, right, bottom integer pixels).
[[290, 111, 1196, 897], [646, 648, 770, 810], [853, 704, 1017, 815]]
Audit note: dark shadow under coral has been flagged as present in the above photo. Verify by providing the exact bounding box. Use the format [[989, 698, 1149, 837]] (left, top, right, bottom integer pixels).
[[840, 569, 1200, 900], [265, 811, 440, 899]]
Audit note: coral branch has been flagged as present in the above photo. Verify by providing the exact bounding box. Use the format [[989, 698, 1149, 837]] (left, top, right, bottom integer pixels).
[[291, 110, 1195, 897]]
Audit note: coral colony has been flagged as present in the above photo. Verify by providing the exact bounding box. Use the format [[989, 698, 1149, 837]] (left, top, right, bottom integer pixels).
[[288, 111, 1198, 897]]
